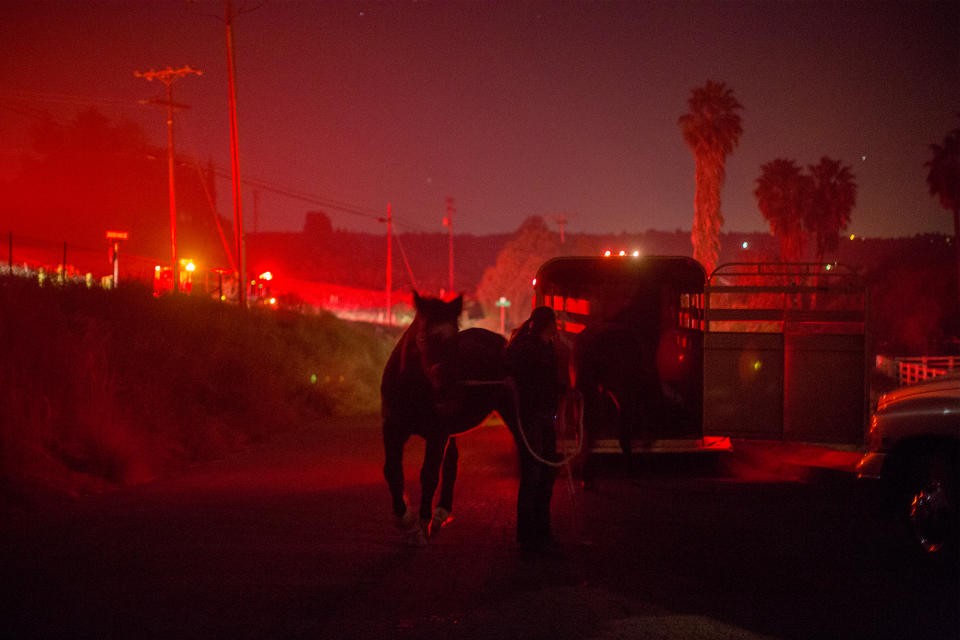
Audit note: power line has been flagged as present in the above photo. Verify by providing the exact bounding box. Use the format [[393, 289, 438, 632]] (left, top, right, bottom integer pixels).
[[229, 173, 383, 221], [391, 230, 418, 291], [191, 157, 236, 273], [199, 161, 433, 232], [1, 91, 438, 234]]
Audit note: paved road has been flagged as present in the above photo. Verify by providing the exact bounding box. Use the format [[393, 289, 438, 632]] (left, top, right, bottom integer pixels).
[[3, 416, 957, 639]]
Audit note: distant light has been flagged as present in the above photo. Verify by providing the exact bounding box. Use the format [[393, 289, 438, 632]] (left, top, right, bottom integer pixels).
[[220, 295, 226, 301], [310, 374, 318, 384], [849, 234, 856, 241], [825, 264, 833, 271], [269, 297, 277, 305], [531, 278, 537, 286], [753, 360, 762, 371], [618, 250, 626, 257], [185, 261, 196, 272], [741, 241, 749, 249], [603, 250, 612, 257], [259, 271, 273, 281], [154, 265, 161, 272], [861, 155, 866, 161], [632, 250, 641, 257]]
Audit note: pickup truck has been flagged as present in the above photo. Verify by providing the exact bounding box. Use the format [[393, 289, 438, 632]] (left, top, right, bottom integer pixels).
[[857, 372, 960, 562]]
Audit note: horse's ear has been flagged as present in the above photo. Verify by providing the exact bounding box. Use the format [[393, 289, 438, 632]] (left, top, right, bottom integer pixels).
[[450, 294, 463, 317], [413, 290, 423, 311]]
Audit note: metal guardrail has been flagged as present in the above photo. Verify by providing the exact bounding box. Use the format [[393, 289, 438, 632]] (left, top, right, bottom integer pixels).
[[876, 355, 958, 385], [897, 356, 957, 385]]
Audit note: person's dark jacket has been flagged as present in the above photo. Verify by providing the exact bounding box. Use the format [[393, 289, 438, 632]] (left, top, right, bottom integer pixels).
[[505, 333, 560, 418]]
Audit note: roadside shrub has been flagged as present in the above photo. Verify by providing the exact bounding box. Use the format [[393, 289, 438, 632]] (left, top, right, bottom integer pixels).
[[0, 276, 394, 497]]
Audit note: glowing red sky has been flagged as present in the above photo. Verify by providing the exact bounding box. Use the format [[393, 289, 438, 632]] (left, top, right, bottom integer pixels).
[[1, 1, 957, 238]]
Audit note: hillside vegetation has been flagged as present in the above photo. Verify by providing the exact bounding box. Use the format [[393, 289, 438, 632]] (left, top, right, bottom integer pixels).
[[0, 277, 396, 500]]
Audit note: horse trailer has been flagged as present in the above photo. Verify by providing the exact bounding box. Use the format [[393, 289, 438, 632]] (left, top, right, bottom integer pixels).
[[533, 256, 869, 455]]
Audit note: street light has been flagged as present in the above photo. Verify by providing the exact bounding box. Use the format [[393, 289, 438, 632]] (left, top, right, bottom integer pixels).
[[495, 296, 511, 334]]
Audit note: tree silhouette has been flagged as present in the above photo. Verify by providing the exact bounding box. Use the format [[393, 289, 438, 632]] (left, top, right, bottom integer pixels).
[[926, 125, 960, 304], [804, 157, 857, 264], [475, 216, 560, 333], [754, 158, 810, 263], [7, 108, 225, 270], [678, 80, 743, 276]]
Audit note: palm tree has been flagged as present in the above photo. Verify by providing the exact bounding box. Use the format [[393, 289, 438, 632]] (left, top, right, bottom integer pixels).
[[754, 158, 810, 263], [926, 126, 960, 304], [678, 80, 743, 276], [804, 157, 857, 264]]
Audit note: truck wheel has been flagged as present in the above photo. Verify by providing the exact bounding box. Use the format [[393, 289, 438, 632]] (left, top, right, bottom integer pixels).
[[899, 446, 958, 563]]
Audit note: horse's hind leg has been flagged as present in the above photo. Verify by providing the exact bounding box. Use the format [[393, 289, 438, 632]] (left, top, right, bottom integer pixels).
[[382, 418, 410, 519]]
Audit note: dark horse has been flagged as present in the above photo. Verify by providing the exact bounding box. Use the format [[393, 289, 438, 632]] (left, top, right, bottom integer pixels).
[[381, 292, 515, 544]]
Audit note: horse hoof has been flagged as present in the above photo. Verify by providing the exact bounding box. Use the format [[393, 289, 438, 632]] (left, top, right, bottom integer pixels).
[[404, 521, 428, 547], [396, 507, 418, 532], [430, 507, 454, 535]]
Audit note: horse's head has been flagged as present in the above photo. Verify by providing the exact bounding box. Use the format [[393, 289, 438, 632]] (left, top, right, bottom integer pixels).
[[411, 291, 463, 395]]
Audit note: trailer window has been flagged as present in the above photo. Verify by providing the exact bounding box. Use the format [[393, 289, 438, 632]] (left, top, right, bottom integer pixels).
[[562, 320, 586, 334], [563, 297, 590, 315], [678, 292, 704, 330]]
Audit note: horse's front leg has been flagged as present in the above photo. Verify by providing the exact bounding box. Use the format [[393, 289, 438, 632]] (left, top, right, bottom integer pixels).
[[419, 435, 448, 524], [382, 416, 411, 521], [437, 436, 459, 515]]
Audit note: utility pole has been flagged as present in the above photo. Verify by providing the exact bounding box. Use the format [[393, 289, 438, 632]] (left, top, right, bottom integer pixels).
[[135, 65, 202, 294], [253, 188, 260, 233], [548, 214, 570, 244], [443, 196, 455, 294], [380, 204, 393, 325], [225, 0, 247, 308]]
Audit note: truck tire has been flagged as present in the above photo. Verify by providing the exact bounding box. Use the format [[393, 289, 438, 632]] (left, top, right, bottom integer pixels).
[[896, 443, 958, 564]]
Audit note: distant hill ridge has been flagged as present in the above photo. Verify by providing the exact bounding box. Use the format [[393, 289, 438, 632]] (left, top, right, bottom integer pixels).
[[245, 225, 951, 295]]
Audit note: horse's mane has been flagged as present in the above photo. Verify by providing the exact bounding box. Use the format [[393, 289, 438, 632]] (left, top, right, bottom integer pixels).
[[381, 293, 509, 434], [397, 313, 424, 376], [394, 292, 461, 377]]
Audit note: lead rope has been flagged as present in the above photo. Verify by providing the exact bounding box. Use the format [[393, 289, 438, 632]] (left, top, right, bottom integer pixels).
[[460, 378, 584, 467], [460, 379, 585, 517]]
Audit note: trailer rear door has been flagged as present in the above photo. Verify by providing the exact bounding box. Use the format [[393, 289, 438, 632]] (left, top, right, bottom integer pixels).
[[702, 263, 868, 446]]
